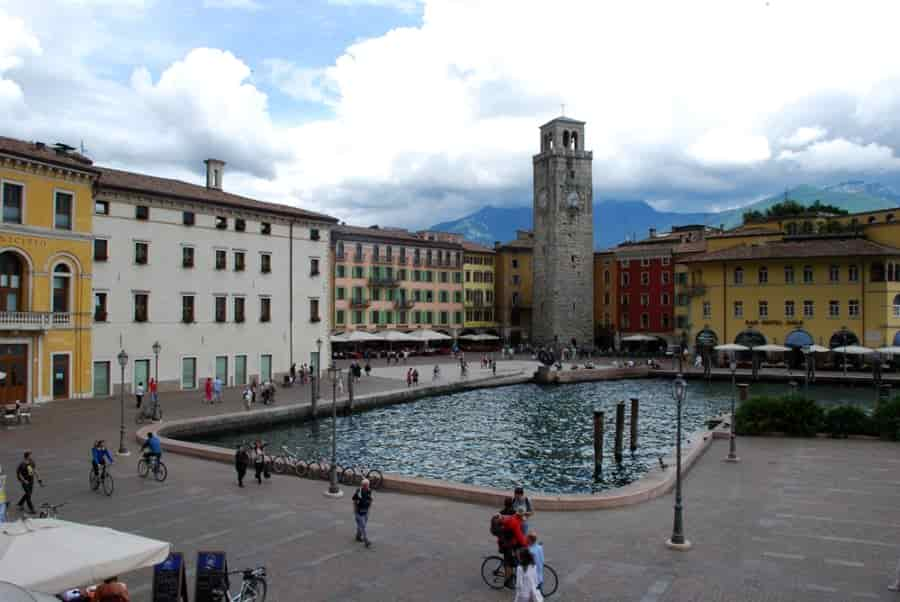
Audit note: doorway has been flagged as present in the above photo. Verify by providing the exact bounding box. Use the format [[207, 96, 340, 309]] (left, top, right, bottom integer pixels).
[[52, 354, 69, 400], [0, 343, 27, 404], [134, 359, 150, 392]]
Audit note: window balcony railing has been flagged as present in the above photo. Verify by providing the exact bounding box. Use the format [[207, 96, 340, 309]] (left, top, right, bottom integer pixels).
[[353, 254, 364, 263], [394, 299, 415, 309], [372, 256, 393, 265], [368, 276, 400, 287], [0, 311, 72, 330], [350, 298, 371, 309], [684, 284, 707, 297]]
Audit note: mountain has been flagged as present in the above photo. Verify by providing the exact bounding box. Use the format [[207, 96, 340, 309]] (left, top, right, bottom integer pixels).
[[431, 181, 900, 249]]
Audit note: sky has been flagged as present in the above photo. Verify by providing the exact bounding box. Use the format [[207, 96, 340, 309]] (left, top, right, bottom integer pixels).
[[3, 0, 900, 227]]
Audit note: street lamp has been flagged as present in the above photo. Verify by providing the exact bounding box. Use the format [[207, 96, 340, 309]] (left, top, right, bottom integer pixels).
[[802, 347, 810, 402], [116, 349, 130, 455], [315, 337, 323, 401], [666, 373, 691, 550], [152, 340, 161, 420], [323, 363, 344, 499], [725, 354, 739, 462]]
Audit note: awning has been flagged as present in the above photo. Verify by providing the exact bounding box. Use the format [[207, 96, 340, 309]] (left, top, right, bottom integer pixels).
[[459, 333, 500, 341], [621, 334, 658, 342], [695, 328, 718, 347], [829, 329, 859, 348], [785, 329, 814, 348]]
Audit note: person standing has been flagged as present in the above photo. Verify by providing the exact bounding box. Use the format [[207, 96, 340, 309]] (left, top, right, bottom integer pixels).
[[16, 450, 41, 515], [512, 487, 534, 533], [352, 478, 373, 548], [234, 444, 250, 487], [204, 377, 213, 404], [135, 382, 144, 409], [149, 378, 158, 405], [412, 369, 419, 386], [214, 376, 224, 404], [0, 463, 7, 523], [514, 547, 543, 602], [252, 441, 267, 485], [406, 369, 412, 387], [290, 363, 297, 385], [242, 386, 253, 411], [527, 533, 545, 595]]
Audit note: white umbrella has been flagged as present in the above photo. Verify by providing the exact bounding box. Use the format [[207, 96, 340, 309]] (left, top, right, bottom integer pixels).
[[807, 344, 830, 353], [0, 519, 170, 594], [379, 330, 418, 342], [714, 343, 749, 352], [831, 345, 874, 355], [877, 346, 900, 355], [0, 582, 60, 602], [408, 329, 452, 341], [752, 344, 791, 353], [621, 334, 658, 342], [342, 330, 384, 342], [459, 333, 500, 341]]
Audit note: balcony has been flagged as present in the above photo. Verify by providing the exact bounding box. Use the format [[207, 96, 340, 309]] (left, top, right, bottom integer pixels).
[[465, 300, 492, 308], [350, 298, 371, 309], [684, 284, 707, 297], [0, 311, 72, 330], [372, 256, 394, 265], [394, 299, 415, 309], [368, 276, 400, 287]]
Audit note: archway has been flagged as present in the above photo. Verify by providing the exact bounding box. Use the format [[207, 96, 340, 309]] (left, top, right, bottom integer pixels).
[[695, 328, 718, 349], [829, 329, 859, 348]]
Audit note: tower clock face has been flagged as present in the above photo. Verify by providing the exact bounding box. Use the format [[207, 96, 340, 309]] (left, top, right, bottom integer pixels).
[[566, 191, 580, 209], [537, 190, 548, 209]]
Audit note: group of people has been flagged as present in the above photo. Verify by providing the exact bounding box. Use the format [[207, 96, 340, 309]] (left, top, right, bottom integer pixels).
[[202, 376, 225, 404], [233, 440, 270, 487], [492, 487, 545, 601], [289, 362, 315, 385], [405, 368, 420, 386], [241, 381, 277, 409], [0, 450, 43, 518]]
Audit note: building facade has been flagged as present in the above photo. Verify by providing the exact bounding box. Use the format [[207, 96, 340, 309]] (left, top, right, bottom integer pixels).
[[462, 241, 497, 332], [494, 231, 534, 345], [331, 226, 464, 334], [532, 116, 594, 348], [92, 160, 336, 395], [593, 250, 617, 349], [0, 138, 99, 403]]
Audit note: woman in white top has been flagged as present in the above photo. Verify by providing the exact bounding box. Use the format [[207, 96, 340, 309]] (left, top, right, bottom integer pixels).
[[514, 547, 544, 602]]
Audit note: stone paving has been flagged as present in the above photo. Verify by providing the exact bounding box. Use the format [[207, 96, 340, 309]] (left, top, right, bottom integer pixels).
[[3, 357, 900, 601]]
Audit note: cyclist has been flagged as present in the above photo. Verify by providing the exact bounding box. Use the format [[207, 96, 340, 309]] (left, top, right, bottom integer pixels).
[[140, 432, 162, 467], [91, 440, 113, 478], [495, 500, 528, 582]]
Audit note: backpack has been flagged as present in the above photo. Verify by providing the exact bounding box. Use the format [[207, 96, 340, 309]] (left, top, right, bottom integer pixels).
[[490, 514, 505, 537]]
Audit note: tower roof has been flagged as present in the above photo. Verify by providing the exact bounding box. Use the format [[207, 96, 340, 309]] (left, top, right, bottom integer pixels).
[[540, 116, 585, 128]]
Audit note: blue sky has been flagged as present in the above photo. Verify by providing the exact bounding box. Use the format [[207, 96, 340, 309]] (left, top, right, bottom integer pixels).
[[3, 0, 900, 228]]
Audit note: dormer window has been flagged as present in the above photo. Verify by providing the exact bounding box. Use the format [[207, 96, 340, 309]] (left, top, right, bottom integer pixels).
[[261, 222, 271, 235], [235, 219, 246, 232]]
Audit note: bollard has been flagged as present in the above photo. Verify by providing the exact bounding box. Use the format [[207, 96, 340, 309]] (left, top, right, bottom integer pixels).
[[629, 397, 639, 452], [347, 371, 354, 414], [593, 410, 604, 477], [615, 401, 625, 463], [310, 374, 317, 416], [738, 383, 749, 401]]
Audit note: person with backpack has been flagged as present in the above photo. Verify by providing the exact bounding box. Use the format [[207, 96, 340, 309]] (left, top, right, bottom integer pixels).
[[234, 444, 250, 487], [491, 498, 527, 583], [352, 478, 374, 548]]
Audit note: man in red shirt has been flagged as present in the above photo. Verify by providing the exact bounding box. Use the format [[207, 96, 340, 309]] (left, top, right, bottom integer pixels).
[[498, 507, 529, 581]]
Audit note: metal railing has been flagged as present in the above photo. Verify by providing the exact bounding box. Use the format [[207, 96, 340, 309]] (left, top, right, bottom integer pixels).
[[0, 311, 73, 330], [368, 276, 400, 287]]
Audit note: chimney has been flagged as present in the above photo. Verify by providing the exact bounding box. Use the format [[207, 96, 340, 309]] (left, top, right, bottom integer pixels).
[[649, 227, 657, 238], [204, 159, 226, 190]]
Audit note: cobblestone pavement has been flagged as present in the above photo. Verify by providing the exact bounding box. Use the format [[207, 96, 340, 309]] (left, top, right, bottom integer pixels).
[[3, 358, 900, 601]]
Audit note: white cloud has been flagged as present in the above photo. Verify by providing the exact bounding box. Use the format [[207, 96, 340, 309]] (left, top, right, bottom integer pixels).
[[0, 10, 41, 112], [687, 129, 771, 167], [202, 0, 262, 9], [780, 126, 827, 149], [328, 0, 421, 12], [778, 138, 900, 172], [262, 59, 337, 104]]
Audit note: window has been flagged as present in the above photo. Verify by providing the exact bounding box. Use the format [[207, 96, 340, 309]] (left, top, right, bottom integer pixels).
[[733, 267, 744, 284], [352, 310, 363, 325], [94, 200, 109, 216], [183, 211, 195, 226], [94, 239, 108, 261], [54, 191, 73, 230], [604, 292, 610, 305], [758, 300, 768, 318], [260, 297, 271, 322], [216, 216, 227, 230], [215, 250, 227, 270], [134, 293, 148, 322], [178, 246, 193, 268], [3, 182, 23, 223], [803, 300, 814, 317], [353, 266, 364, 278], [662, 313, 670, 329], [620, 294, 629, 306], [512, 275, 520, 285], [311, 228, 320, 241], [441, 271, 449, 283], [512, 259, 519, 269], [234, 297, 245, 323], [181, 358, 197, 390], [641, 272, 649, 286], [454, 291, 463, 303], [849, 299, 860, 317], [640, 294, 649, 306], [94, 292, 107, 322], [829, 300, 839, 317], [182, 295, 195, 323], [661, 271, 670, 285], [134, 242, 148, 265], [439, 291, 449, 303], [784, 300, 795, 318], [235, 218, 246, 232], [336, 309, 346, 325], [260, 253, 271, 274], [640, 313, 649, 329], [336, 265, 346, 278], [829, 265, 839, 282], [603, 270, 610, 284], [733, 301, 743, 318], [662, 257, 671, 266], [641, 258, 650, 267], [621, 272, 630, 286], [213, 296, 227, 322], [135, 205, 149, 220], [703, 301, 711, 319], [803, 265, 814, 283], [234, 251, 245, 272], [848, 265, 859, 282], [622, 316, 630, 329], [310, 258, 320, 276], [620, 259, 630, 268], [758, 266, 768, 284], [784, 265, 794, 284], [261, 222, 271, 235]]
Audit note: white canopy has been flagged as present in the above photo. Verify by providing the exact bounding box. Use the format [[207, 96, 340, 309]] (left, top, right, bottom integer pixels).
[[0, 519, 170, 594], [408, 329, 452, 341], [806, 344, 831, 353], [0, 582, 60, 602], [714, 343, 750, 352], [459, 333, 500, 341], [877, 346, 900, 355], [378, 330, 418, 342], [331, 330, 384, 343], [752, 344, 791, 353], [831, 345, 875, 355], [621, 334, 658, 342]]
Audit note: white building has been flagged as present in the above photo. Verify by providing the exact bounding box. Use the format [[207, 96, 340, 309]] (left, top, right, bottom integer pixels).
[[91, 159, 336, 395]]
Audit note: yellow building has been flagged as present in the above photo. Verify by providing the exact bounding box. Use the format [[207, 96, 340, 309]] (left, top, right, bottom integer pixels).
[[462, 241, 498, 332], [494, 230, 534, 344], [593, 250, 617, 348], [0, 138, 98, 403]]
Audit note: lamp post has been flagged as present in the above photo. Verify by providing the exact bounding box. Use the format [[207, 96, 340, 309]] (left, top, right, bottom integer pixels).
[[152, 340, 161, 420], [842, 330, 848, 377], [315, 337, 323, 401], [116, 349, 130, 455], [666, 373, 691, 550], [726, 354, 739, 462], [323, 364, 344, 498], [803, 347, 810, 402]]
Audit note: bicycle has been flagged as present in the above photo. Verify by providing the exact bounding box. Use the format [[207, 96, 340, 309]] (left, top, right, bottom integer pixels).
[[271, 445, 307, 477], [38, 502, 65, 519], [137, 455, 168, 482], [480, 554, 558, 597], [340, 464, 384, 489], [211, 566, 267, 602], [89, 463, 115, 496], [312, 458, 345, 481]]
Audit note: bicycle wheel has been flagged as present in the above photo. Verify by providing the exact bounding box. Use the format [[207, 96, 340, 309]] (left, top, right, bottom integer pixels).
[[541, 563, 559, 597], [365, 469, 384, 489], [137, 459, 149, 478], [154, 461, 168, 482], [339, 467, 357, 485], [272, 456, 287, 474], [307, 462, 320, 479], [480, 556, 506, 590], [240, 577, 267, 602], [319, 464, 332, 481], [102, 473, 115, 496], [89, 469, 100, 491], [293, 459, 308, 478]]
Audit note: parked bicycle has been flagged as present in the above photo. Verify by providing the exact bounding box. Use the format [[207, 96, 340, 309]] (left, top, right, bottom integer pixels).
[[38, 502, 65, 519], [271, 445, 307, 477], [211, 566, 267, 602], [135, 400, 162, 424], [308, 458, 346, 481], [89, 464, 114, 496], [137, 455, 168, 482], [340, 464, 384, 489], [481, 554, 558, 597]]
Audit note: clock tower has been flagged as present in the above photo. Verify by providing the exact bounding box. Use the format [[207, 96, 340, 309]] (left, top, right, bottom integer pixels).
[[532, 116, 594, 349]]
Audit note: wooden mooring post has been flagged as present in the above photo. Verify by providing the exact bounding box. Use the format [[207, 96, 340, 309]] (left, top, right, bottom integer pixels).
[[593, 410, 604, 476], [629, 397, 639, 452], [615, 401, 625, 463]]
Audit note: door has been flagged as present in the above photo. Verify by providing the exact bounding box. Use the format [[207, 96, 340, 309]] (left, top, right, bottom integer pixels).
[[93, 361, 110, 397], [181, 357, 196, 390], [215, 356, 228, 385], [52, 354, 69, 400], [0, 344, 27, 404], [134, 359, 150, 392], [260, 354, 272, 383], [234, 355, 247, 386]]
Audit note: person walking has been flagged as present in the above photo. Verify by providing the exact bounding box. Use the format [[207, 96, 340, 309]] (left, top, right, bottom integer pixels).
[[252, 441, 267, 485], [135, 382, 144, 409], [204, 377, 213, 404], [235, 444, 250, 487], [527, 533, 545, 595], [514, 547, 543, 602], [242, 386, 253, 411], [213, 376, 224, 404], [149, 378, 158, 405], [15, 450, 41, 515], [364, 361, 372, 377], [412, 368, 419, 386], [290, 363, 297, 385], [352, 478, 374, 548], [0, 463, 7, 523], [406, 369, 412, 387], [433, 364, 440, 382]]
